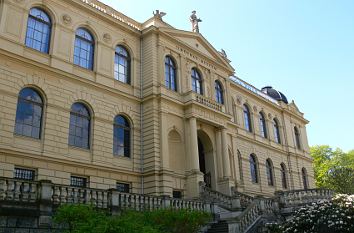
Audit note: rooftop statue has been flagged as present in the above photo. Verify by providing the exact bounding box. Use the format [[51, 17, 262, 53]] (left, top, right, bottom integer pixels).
[[190, 10, 202, 33], [153, 10, 166, 20]]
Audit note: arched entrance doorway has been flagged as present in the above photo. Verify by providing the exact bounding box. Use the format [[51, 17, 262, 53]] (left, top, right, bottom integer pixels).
[[197, 130, 216, 189]]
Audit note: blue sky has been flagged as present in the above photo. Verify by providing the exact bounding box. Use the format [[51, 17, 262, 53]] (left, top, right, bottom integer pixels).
[[101, 0, 354, 152]]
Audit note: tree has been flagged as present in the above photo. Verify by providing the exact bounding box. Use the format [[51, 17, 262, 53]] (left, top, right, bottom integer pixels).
[[310, 145, 354, 194]]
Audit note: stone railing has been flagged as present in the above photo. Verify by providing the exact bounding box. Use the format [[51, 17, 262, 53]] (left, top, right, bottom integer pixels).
[[195, 94, 223, 112], [78, 0, 141, 30], [0, 178, 38, 203], [52, 184, 109, 208], [237, 198, 275, 232], [233, 190, 254, 209], [232, 197, 276, 233], [200, 185, 242, 210], [0, 177, 213, 226], [276, 188, 334, 208]]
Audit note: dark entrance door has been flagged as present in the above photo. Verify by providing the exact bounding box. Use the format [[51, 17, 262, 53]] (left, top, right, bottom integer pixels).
[[198, 138, 211, 188]]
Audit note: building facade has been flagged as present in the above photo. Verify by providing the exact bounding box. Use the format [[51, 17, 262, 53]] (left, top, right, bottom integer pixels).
[[0, 0, 314, 199]]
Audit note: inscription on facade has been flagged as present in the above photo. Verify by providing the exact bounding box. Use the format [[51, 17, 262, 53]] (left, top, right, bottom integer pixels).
[[176, 46, 217, 70]]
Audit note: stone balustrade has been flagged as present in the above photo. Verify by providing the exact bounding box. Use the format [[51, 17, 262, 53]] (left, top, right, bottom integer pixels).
[[276, 188, 334, 207], [0, 177, 213, 219], [0, 177, 335, 232], [52, 184, 109, 208], [0, 178, 38, 203], [235, 197, 275, 233], [200, 185, 236, 209], [195, 94, 223, 112], [233, 190, 254, 209]]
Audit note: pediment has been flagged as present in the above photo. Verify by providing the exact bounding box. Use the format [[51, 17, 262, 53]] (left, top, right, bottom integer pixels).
[[159, 28, 234, 72]]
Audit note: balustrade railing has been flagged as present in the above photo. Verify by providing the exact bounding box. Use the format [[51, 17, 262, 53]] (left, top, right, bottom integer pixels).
[[235, 197, 275, 233], [0, 177, 213, 215], [0, 176, 335, 232], [195, 95, 223, 112], [0, 178, 38, 203], [233, 190, 253, 208], [200, 185, 234, 209], [276, 188, 334, 207], [52, 184, 109, 208]]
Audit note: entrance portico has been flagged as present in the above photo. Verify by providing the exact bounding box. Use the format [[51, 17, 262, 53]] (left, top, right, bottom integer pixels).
[[185, 117, 234, 198]]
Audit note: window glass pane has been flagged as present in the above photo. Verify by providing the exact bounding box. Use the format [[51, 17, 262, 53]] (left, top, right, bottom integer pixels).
[[15, 88, 43, 139], [116, 183, 130, 193], [68, 103, 90, 149], [113, 116, 131, 157], [70, 176, 87, 187], [25, 8, 51, 53], [14, 168, 35, 181], [74, 28, 94, 70], [114, 46, 130, 84]]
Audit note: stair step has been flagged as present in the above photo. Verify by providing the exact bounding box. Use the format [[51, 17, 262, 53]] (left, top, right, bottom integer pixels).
[[207, 221, 228, 233]]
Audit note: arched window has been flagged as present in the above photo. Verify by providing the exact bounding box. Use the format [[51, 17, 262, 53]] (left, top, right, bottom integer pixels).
[[294, 126, 301, 149], [259, 112, 267, 138], [281, 163, 288, 189], [74, 28, 94, 70], [215, 80, 224, 104], [15, 88, 43, 139], [273, 118, 281, 144], [249, 154, 258, 183], [113, 115, 131, 157], [191, 68, 202, 94], [165, 56, 176, 91], [243, 105, 252, 132], [237, 150, 244, 183], [266, 159, 274, 186], [114, 45, 131, 84], [25, 8, 51, 53], [302, 167, 308, 190], [68, 103, 91, 149]]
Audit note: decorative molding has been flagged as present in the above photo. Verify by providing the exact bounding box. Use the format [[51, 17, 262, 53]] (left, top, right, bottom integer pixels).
[[62, 14, 72, 25], [103, 33, 112, 43], [236, 96, 242, 105]]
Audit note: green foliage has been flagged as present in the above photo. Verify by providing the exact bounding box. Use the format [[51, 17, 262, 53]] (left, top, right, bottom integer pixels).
[[54, 204, 211, 233], [280, 194, 354, 233], [144, 209, 211, 233], [310, 145, 354, 194], [327, 167, 354, 194]]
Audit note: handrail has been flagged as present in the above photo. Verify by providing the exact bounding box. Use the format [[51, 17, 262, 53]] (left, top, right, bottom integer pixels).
[[0, 178, 38, 203], [0, 177, 213, 214], [276, 188, 334, 207]]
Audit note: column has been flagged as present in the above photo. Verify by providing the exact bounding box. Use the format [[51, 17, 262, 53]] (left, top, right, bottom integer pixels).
[[221, 127, 231, 179], [216, 129, 223, 178], [189, 117, 199, 172]]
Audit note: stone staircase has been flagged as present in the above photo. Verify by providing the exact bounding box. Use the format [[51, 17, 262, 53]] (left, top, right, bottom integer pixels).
[[199, 184, 334, 233], [207, 220, 229, 233]]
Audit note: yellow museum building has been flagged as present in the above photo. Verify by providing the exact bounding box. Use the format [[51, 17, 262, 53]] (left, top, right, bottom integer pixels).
[[0, 0, 314, 199]]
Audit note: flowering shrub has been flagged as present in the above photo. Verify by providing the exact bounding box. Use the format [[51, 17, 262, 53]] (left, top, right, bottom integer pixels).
[[265, 194, 354, 233], [278, 194, 354, 233]]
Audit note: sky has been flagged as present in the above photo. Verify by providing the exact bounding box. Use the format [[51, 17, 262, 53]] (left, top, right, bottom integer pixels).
[[100, 0, 354, 152]]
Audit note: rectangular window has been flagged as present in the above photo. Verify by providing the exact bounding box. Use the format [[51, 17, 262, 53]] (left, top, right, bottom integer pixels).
[[14, 167, 35, 181], [70, 176, 87, 188], [172, 190, 182, 199], [116, 182, 130, 193]]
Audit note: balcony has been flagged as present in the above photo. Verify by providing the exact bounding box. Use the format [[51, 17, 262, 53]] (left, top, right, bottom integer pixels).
[[184, 92, 224, 113]]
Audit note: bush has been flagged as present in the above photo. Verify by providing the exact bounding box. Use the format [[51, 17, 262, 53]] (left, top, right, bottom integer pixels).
[[54, 205, 211, 233], [278, 194, 354, 233], [145, 209, 211, 233]]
